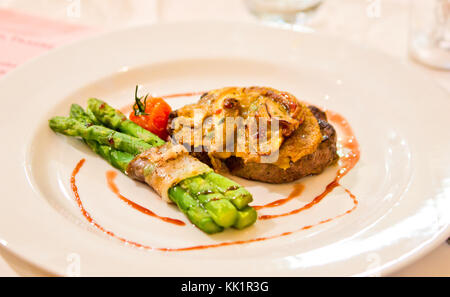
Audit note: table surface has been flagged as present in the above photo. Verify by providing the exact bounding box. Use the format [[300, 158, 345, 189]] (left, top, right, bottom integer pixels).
[[0, 0, 448, 277]]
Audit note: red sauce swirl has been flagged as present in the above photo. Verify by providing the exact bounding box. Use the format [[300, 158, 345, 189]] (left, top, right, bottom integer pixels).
[[253, 184, 305, 210], [106, 171, 185, 226]]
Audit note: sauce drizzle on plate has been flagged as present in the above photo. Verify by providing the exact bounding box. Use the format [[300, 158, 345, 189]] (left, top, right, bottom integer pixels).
[[106, 170, 185, 226], [253, 184, 305, 210]]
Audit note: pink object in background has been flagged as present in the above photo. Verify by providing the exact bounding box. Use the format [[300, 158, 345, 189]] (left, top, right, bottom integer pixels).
[[0, 9, 93, 76]]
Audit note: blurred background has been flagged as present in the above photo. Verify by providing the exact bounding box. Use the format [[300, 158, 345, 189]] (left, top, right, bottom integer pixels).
[[0, 0, 448, 276], [1, 0, 449, 83]]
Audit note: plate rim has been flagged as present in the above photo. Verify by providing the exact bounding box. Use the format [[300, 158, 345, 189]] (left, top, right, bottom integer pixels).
[[0, 20, 448, 276]]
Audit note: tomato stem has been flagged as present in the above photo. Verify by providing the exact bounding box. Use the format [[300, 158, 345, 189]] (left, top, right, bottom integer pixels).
[[133, 85, 150, 116]]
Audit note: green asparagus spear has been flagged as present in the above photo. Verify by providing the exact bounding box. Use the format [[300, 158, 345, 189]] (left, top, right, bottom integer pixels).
[[70, 104, 90, 122], [204, 172, 253, 210], [70, 102, 102, 125], [179, 175, 256, 229], [70, 105, 134, 172], [179, 176, 238, 228], [85, 106, 102, 125], [84, 140, 134, 173], [87, 98, 165, 147], [49, 116, 152, 155], [169, 186, 223, 234], [234, 207, 258, 230]]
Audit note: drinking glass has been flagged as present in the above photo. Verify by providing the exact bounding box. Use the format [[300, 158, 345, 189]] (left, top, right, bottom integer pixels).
[[409, 0, 450, 70], [243, 0, 323, 25]]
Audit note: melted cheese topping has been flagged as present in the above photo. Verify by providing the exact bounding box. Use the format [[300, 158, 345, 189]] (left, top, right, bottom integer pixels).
[[170, 86, 321, 169]]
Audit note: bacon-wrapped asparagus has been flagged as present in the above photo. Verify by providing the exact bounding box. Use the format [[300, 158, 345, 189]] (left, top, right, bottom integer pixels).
[[49, 104, 257, 234]]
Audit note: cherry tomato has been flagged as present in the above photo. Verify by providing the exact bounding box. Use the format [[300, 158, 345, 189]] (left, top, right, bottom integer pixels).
[[129, 97, 172, 140]]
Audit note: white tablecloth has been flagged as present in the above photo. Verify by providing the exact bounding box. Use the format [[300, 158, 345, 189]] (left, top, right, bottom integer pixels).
[[0, 0, 448, 277]]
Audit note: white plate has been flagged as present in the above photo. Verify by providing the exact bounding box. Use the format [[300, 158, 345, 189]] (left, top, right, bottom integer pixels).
[[0, 22, 448, 277]]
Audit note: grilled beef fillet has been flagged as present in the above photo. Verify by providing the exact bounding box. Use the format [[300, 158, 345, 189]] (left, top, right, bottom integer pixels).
[[167, 87, 339, 184], [169, 106, 339, 184]]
